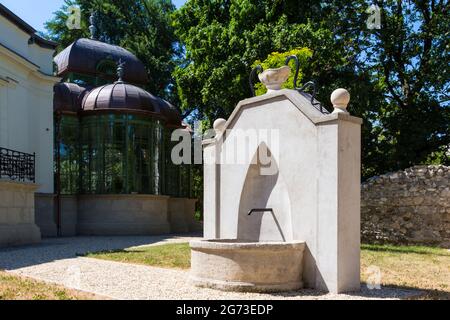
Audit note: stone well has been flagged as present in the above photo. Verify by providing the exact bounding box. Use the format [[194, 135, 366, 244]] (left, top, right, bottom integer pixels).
[[191, 64, 363, 294]]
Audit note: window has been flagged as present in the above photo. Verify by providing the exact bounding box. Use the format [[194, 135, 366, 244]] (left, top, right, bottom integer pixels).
[[56, 113, 191, 197]]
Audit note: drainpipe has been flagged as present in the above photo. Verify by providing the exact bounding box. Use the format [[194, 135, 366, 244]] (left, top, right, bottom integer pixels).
[[55, 112, 62, 237]]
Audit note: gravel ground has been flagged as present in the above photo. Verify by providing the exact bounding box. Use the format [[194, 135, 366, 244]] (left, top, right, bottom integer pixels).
[[0, 236, 422, 300]]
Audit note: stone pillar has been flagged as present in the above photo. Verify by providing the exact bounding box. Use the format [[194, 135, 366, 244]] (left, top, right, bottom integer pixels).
[[315, 89, 362, 293], [0, 179, 41, 246], [203, 140, 218, 238], [203, 119, 225, 239]]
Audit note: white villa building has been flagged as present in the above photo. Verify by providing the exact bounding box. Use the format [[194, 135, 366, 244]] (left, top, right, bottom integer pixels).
[[0, 4, 198, 247], [0, 4, 59, 246], [0, 4, 58, 192]]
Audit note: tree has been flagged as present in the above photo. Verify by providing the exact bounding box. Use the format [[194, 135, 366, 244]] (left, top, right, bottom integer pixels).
[[173, 0, 449, 178], [45, 0, 179, 99], [366, 0, 449, 172], [172, 0, 382, 178], [326, 0, 450, 175]]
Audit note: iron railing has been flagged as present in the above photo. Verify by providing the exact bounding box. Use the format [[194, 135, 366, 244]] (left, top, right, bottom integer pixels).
[[0, 147, 35, 183]]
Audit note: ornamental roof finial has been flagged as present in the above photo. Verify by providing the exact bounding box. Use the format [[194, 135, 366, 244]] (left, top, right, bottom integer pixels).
[[89, 11, 97, 40], [116, 59, 125, 83]]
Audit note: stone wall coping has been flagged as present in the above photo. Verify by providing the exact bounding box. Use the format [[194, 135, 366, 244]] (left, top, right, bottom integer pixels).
[[190, 239, 306, 251], [202, 89, 362, 147], [35, 192, 56, 197], [77, 194, 174, 200], [61, 194, 197, 201], [0, 179, 40, 190], [169, 197, 198, 202], [313, 112, 363, 125], [78, 194, 171, 200], [364, 165, 449, 183], [35, 193, 198, 202]]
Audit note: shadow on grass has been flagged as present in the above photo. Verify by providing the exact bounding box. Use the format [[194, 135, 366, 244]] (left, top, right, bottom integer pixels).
[[79, 249, 132, 256]]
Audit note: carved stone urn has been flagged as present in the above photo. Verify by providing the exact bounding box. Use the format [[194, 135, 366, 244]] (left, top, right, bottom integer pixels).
[[258, 66, 291, 93]]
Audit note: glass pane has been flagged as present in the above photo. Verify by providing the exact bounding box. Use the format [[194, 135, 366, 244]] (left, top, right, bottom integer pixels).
[[56, 113, 193, 196]]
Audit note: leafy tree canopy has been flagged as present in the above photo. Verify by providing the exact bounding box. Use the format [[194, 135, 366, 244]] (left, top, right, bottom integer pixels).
[[45, 0, 450, 178], [173, 0, 449, 178], [45, 0, 179, 99]]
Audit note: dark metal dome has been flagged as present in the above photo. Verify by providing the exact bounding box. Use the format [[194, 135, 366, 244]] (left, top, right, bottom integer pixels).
[[81, 82, 182, 126], [54, 38, 148, 85], [53, 82, 88, 113], [157, 98, 184, 127]]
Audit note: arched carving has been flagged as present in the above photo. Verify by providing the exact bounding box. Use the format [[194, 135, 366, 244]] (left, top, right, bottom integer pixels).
[[237, 142, 292, 241]]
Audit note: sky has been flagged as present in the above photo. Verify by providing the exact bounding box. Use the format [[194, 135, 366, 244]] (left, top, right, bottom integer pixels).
[[0, 0, 187, 33]]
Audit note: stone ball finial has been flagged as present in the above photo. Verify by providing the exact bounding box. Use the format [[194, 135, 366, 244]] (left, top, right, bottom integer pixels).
[[213, 118, 226, 133], [331, 88, 350, 114]]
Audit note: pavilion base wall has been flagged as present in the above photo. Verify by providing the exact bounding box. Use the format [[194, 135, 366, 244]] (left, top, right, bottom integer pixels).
[[0, 180, 41, 247], [168, 198, 202, 233], [35, 193, 57, 237], [34, 194, 200, 237]]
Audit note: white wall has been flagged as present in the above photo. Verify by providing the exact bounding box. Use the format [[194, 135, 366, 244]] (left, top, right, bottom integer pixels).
[[203, 90, 362, 293], [0, 16, 54, 74], [0, 16, 58, 193]]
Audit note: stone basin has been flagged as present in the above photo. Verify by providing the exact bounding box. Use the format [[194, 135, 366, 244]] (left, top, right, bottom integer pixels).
[[189, 239, 306, 292]]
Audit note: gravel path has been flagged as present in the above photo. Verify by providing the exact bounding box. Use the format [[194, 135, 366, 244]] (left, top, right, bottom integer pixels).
[[0, 236, 422, 300]]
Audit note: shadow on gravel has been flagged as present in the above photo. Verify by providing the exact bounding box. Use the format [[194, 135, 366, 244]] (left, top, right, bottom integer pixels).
[[0, 233, 202, 270], [259, 284, 443, 300]]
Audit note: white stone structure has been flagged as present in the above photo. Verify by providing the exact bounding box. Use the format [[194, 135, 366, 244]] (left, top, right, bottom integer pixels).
[[201, 72, 362, 293], [0, 180, 41, 246], [0, 4, 59, 246], [0, 4, 59, 193]]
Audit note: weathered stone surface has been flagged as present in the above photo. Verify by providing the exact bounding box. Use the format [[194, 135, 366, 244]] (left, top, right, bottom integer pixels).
[[0, 179, 41, 247], [202, 89, 362, 294], [361, 165, 450, 248], [190, 239, 305, 292]]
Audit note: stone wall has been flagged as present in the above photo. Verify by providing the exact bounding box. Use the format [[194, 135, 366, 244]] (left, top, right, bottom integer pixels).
[[35, 194, 200, 237], [361, 165, 450, 247], [0, 180, 41, 246], [168, 198, 202, 233], [77, 194, 172, 235], [35, 193, 57, 237]]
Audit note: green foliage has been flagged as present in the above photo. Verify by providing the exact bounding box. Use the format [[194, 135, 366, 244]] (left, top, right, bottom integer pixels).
[[46, 0, 450, 186], [45, 0, 179, 100], [172, 0, 346, 120], [173, 0, 449, 180], [252, 48, 312, 95]]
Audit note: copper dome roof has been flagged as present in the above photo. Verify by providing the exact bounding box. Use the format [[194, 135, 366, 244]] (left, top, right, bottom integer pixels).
[[81, 82, 182, 126], [54, 38, 148, 84], [53, 82, 88, 113]]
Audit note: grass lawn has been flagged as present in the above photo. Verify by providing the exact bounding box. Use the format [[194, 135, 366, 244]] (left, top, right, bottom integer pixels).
[[0, 271, 98, 300], [361, 244, 450, 299], [86, 243, 191, 269], [87, 242, 450, 299]]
